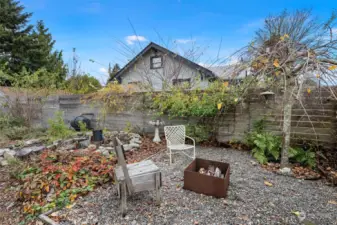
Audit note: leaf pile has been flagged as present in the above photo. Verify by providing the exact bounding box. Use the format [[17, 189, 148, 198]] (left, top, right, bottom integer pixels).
[[261, 162, 321, 179], [16, 150, 116, 215]]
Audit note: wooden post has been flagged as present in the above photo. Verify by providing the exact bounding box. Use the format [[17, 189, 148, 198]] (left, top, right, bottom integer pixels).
[[155, 172, 161, 205], [120, 182, 127, 216]]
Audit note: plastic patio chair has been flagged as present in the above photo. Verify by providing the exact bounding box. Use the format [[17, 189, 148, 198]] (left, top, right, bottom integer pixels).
[[164, 125, 196, 164]]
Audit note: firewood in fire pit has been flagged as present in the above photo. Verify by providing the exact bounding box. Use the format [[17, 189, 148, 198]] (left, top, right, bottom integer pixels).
[[214, 167, 221, 177]]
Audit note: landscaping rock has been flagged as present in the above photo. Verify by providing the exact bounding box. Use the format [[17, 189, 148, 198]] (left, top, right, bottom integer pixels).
[[88, 144, 97, 151], [130, 138, 142, 144], [16, 145, 45, 157], [0, 148, 10, 156], [1, 160, 8, 166], [279, 167, 292, 176], [123, 144, 132, 151], [79, 139, 90, 148], [23, 139, 41, 147], [4, 150, 16, 160], [129, 143, 140, 148]]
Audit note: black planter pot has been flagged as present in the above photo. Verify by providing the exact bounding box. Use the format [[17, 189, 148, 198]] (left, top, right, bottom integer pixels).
[[92, 130, 103, 142]]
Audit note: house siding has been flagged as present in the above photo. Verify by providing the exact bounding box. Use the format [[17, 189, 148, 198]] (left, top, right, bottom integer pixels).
[[120, 49, 209, 90]]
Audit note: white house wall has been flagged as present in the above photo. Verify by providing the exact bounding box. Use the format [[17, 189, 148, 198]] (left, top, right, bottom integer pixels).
[[120, 49, 209, 90]]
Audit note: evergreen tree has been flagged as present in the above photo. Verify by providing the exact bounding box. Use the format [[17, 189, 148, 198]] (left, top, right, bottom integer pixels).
[[108, 63, 120, 82], [0, 0, 34, 72]]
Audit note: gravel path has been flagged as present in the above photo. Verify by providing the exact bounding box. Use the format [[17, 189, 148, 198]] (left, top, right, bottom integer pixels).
[[59, 147, 337, 225]]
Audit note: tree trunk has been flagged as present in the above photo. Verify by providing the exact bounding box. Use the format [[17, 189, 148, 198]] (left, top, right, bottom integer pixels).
[[281, 94, 293, 168]]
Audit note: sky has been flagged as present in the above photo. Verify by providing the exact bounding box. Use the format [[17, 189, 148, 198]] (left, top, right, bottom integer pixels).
[[21, 0, 337, 84]]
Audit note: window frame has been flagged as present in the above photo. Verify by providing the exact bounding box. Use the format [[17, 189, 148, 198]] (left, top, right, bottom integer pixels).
[[172, 78, 191, 87], [150, 55, 163, 69]]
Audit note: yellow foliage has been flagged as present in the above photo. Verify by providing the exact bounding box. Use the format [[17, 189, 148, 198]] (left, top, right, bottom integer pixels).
[[316, 74, 320, 78], [280, 34, 289, 41], [307, 88, 311, 94], [273, 59, 280, 68], [328, 65, 337, 70], [275, 71, 281, 76], [223, 81, 229, 87], [217, 103, 222, 110]]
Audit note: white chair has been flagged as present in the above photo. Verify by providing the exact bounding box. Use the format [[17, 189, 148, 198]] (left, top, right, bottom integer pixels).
[[164, 125, 196, 164]]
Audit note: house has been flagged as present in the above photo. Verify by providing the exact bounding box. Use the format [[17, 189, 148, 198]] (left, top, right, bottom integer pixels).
[[113, 42, 217, 90]]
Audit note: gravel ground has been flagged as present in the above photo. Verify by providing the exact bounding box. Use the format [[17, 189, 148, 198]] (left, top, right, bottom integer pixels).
[[59, 147, 337, 225]]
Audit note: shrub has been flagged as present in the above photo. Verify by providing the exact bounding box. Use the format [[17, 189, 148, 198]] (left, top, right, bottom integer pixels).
[[289, 147, 316, 168], [251, 133, 281, 164], [186, 124, 211, 143], [47, 111, 75, 140], [3, 126, 29, 140]]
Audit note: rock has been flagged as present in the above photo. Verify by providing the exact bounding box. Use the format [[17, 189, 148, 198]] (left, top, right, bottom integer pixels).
[[53, 139, 62, 146], [123, 144, 132, 151], [0, 148, 10, 156], [88, 144, 96, 151], [250, 160, 257, 166], [131, 220, 137, 225], [46, 144, 57, 150], [59, 144, 76, 151], [4, 150, 16, 160], [105, 147, 114, 152], [73, 137, 88, 142], [101, 150, 110, 156], [129, 143, 140, 148], [130, 138, 142, 144], [279, 167, 292, 176], [24, 139, 41, 146], [79, 139, 90, 148], [129, 133, 141, 139], [1, 160, 8, 166], [17, 145, 45, 157]]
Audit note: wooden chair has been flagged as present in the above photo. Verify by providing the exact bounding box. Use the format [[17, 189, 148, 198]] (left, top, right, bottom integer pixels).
[[113, 137, 161, 216]]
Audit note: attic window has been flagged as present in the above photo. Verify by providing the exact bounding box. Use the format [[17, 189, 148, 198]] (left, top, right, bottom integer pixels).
[[150, 56, 163, 69]]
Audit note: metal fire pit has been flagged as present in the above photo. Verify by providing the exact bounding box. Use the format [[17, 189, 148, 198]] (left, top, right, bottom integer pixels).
[[183, 158, 230, 198]]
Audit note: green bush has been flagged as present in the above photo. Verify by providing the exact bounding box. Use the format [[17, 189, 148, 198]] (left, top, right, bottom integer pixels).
[[0, 113, 25, 130], [2, 126, 29, 140], [251, 133, 281, 164], [289, 147, 316, 168], [186, 124, 211, 143], [47, 111, 75, 140]]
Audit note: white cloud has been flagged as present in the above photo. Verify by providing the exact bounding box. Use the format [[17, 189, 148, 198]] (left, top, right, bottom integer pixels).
[[175, 38, 195, 44], [99, 67, 108, 74], [125, 35, 147, 45]]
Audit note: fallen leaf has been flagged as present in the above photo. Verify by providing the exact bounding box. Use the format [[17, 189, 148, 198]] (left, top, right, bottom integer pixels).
[[328, 200, 337, 205], [223, 81, 229, 87], [217, 103, 222, 110], [292, 211, 300, 216], [316, 74, 320, 78], [328, 65, 337, 70], [264, 181, 273, 187], [307, 88, 311, 94]]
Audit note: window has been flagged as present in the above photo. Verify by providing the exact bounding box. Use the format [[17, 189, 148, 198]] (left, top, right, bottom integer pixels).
[[172, 78, 191, 87], [128, 81, 142, 85], [150, 56, 163, 69]]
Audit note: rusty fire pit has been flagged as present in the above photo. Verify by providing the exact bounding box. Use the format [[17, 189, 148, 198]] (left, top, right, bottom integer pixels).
[[183, 158, 230, 198]]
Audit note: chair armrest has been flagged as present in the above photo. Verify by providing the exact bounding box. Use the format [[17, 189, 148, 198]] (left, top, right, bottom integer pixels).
[[185, 135, 195, 146]]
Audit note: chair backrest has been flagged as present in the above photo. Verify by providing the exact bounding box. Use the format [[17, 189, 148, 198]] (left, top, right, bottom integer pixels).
[[164, 125, 186, 145], [113, 137, 134, 194]]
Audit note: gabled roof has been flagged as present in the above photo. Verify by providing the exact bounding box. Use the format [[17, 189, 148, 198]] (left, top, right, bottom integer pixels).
[[113, 42, 216, 79]]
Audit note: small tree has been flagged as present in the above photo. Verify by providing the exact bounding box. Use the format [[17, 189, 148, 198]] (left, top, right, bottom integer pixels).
[[234, 9, 337, 168], [107, 63, 120, 82]]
